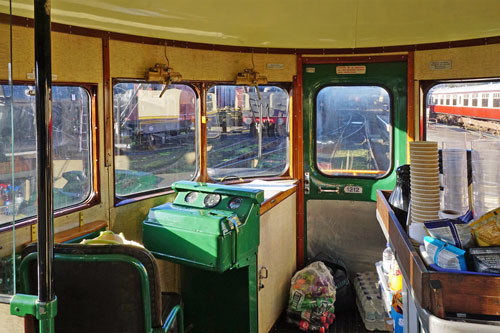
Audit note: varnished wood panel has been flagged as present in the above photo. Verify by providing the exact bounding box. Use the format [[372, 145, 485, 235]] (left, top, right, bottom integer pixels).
[[294, 55, 305, 268], [53, 220, 107, 243], [407, 51, 415, 147]]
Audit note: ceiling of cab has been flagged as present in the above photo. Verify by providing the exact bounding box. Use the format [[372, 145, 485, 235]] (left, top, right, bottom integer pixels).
[[2, 0, 500, 49]]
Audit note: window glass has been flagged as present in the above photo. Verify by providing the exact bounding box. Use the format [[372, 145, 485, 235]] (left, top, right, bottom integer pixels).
[[113, 83, 197, 197], [494, 93, 500, 108], [0, 85, 92, 226], [206, 85, 289, 180], [426, 82, 500, 147], [452, 95, 457, 106], [481, 93, 489, 107], [472, 93, 478, 106], [315, 86, 391, 177]]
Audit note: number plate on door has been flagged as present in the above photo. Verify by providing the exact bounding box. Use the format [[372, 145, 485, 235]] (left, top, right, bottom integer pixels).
[[344, 186, 363, 194]]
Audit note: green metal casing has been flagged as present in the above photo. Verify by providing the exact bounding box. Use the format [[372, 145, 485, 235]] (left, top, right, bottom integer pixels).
[[142, 181, 264, 272], [302, 62, 407, 202]]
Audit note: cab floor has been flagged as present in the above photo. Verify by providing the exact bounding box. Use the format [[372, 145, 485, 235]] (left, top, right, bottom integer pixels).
[[270, 301, 385, 333]]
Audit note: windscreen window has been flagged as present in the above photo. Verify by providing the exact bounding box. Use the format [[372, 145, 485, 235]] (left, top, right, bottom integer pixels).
[[206, 85, 289, 180], [426, 82, 500, 147], [315, 86, 391, 177], [0, 85, 93, 226], [113, 82, 197, 197]]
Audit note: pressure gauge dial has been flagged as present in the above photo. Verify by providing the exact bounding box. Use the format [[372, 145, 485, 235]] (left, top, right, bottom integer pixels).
[[185, 191, 198, 203], [228, 197, 243, 210], [204, 193, 221, 208]]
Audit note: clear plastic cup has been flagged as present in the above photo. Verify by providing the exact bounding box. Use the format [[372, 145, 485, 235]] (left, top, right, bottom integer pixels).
[[442, 141, 469, 214], [471, 140, 500, 218]]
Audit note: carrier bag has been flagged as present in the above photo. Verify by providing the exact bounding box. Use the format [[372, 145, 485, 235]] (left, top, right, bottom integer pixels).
[[287, 261, 336, 331], [310, 252, 354, 313]]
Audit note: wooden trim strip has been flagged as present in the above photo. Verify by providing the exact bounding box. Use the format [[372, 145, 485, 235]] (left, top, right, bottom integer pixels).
[[2, 14, 500, 55], [407, 51, 415, 150], [376, 190, 429, 309], [302, 55, 408, 64], [90, 85, 101, 206], [21, 220, 108, 246], [102, 38, 112, 168], [294, 55, 305, 268], [260, 186, 297, 215]]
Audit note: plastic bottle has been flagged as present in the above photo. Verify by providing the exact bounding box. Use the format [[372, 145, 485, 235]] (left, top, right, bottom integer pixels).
[[382, 243, 394, 275], [14, 186, 23, 213], [389, 261, 403, 292]]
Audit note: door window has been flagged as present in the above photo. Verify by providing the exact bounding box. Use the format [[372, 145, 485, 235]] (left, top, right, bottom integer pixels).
[[316, 86, 391, 177]]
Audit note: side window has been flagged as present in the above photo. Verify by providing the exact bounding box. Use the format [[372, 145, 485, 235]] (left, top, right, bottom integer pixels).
[[113, 82, 197, 197], [494, 93, 500, 108], [315, 86, 391, 177], [472, 93, 478, 106], [426, 82, 500, 146], [206, 85, 289, 180], [481, 93, 489, 107], [0, 85, 93, 226]]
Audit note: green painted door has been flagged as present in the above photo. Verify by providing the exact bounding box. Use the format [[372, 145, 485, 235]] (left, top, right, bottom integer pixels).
[[302, 61, 407, 273]]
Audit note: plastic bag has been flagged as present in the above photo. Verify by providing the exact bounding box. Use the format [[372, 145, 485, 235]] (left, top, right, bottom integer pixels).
[[287, 261, 336, 331]]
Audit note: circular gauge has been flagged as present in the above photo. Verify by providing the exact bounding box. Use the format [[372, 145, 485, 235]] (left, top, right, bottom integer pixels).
[[185, 191, 198, 203], [228, 197, 243, 210], [204, 193, 221, 208]]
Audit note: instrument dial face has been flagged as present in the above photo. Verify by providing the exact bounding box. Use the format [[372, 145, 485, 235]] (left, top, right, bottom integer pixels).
[[185, 191, 198, 203], [228, 197, 243, 210], [204, 193, 221, 208]]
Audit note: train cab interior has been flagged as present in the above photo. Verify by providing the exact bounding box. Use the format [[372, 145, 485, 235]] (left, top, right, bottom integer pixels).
[[1, 1, 500, 332]]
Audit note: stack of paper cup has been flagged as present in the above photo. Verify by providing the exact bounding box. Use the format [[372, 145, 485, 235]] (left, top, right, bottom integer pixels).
[[409, 142, 440, 226]]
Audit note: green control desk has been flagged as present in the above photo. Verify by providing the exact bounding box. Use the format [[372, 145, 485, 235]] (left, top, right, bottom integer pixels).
[[143, 181, 297, 332]]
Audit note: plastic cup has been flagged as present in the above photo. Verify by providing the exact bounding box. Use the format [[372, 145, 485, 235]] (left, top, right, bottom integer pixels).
[[471, 140, 500, 218]]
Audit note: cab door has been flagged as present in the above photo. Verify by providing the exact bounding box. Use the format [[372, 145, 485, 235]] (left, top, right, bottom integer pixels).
[[302, 58, 407, 273]]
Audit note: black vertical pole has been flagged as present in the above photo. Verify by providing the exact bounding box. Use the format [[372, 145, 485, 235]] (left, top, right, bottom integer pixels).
[[34, 0, 54, 312]]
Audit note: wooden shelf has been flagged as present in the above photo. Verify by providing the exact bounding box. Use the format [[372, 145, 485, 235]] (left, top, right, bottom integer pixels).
[[54, 220, 108, 243], [376, 190, 500, 317], [24, 220, 108, 246]]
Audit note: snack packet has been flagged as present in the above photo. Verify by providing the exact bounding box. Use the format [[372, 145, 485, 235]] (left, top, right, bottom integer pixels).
[[424, 218, 473, 249], [423, 236, 467, 271], [470, 208, 500, 246]]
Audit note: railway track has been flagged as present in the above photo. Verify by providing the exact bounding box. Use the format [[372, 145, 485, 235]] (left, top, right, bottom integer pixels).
[[210, 137, 284, 169], [318, 112, 382, 173]]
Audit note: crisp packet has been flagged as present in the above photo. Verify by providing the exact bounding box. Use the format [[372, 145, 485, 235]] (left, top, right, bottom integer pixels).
[[423, 236, 467, 271], [424, 218, 473, 249], [470, 207, 500, 246], [469, 247, 500, 274]]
